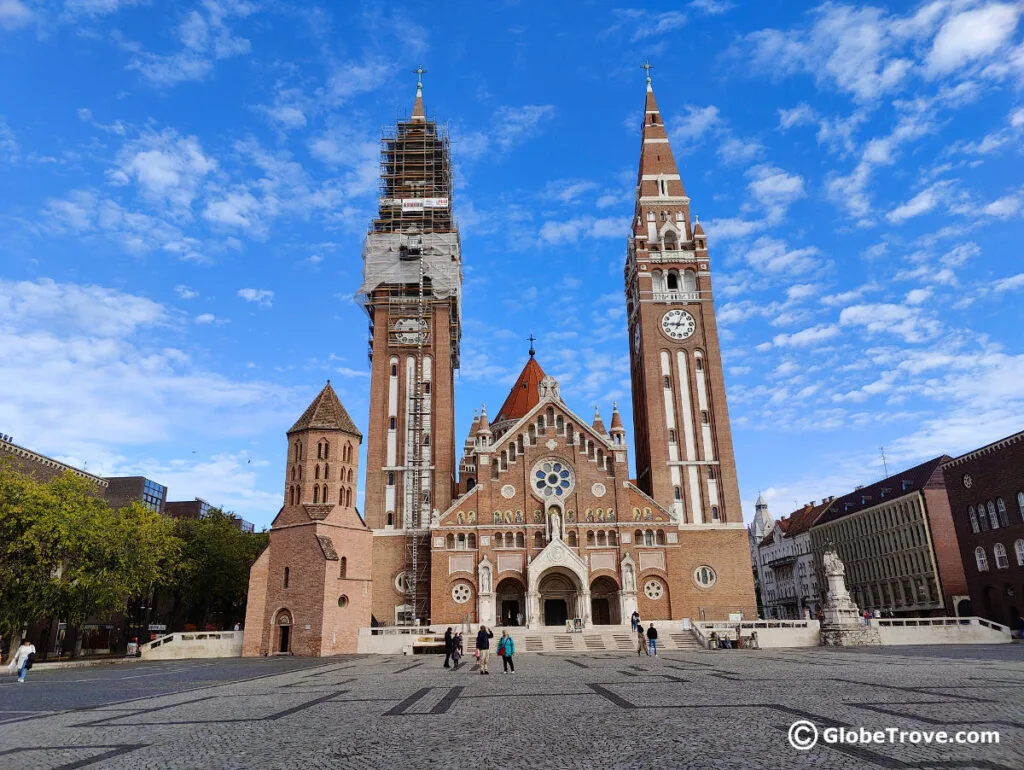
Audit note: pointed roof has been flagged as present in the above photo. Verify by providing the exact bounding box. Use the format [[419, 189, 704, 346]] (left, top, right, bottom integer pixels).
[[288, 381, 362, 436], [610, 402, 624, 433], [477, 404, 491, 435], [411, 65, 426, 121], [495, 357, 547, 424], [693, 216, 705, 236], [592, 406, 607, 435], [635, 76, 685, 196]]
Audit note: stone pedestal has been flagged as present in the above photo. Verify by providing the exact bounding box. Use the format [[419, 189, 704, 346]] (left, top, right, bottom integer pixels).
[[818, 549, 880, 647]]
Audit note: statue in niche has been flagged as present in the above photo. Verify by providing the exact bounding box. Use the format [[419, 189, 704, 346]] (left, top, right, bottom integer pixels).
[[468, 511, 477, 524], [597, 510, 605, 522], [632, 508, 642, 521], [567, 510, 575, 522], [549, 509, 561, 540], [515, 510, 523, 524], [493, 511, 501, 524], [533, 510, 543, 523], [623, 563, 636, 592], [607, 509, 615, 522], [644, 508, 653, 521], [480, 565, 491, 593], [586, 509, 594, 522], [457, 511, 465, 524], [504, 510, 513, 524]]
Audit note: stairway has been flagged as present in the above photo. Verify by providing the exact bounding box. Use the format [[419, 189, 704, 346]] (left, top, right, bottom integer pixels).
[[497, 624, 702, 653]]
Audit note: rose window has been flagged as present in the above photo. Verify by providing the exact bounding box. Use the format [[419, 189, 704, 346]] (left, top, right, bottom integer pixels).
[[451, 583, 472, 604], [532, 459, 575, 499], [644, 580, 664, 600], [693, 566, 717, 588]]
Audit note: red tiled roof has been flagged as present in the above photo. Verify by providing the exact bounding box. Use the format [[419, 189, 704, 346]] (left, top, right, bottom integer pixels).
[[495, 357, 546, 423], [288, 381, 361, 436]]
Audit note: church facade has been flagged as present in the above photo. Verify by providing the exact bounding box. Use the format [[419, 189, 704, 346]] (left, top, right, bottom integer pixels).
[[244, 72, 755, 655]]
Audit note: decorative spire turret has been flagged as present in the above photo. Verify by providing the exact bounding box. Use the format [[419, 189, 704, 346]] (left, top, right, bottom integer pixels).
[[412, 65, 426, 121], [477, 404, 491, 441], [592, 406, 607, 436]]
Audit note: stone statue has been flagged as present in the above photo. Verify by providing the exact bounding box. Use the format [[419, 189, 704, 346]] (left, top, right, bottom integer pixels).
[[823, 549, 845, 577], [480, 565, 491, 593], [468, 511, 477, 524], [430, 508, 440, 527], [515, 510, 523, 524], [623, 563, 635, 592], [457, 511, 465, 524], [550, 511, 561, 540]]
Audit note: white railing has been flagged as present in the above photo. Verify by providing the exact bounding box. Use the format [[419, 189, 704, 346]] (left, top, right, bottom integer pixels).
[[876, 616, 1009, 632], [651, 291, 701, 302]]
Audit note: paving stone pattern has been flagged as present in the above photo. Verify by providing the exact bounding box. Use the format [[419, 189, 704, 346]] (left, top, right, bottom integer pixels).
[[0, 647, 1021, 769]]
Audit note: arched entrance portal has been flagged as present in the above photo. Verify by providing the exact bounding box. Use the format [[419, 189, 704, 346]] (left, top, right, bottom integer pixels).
[[590, 576, 621, 625], [538, 569, 582, 626], [275, 610, 292, 653], [496, 577, 526, 626]]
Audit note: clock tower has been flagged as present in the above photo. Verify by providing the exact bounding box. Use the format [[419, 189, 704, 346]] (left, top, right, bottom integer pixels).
[[625, 68, 742, 526], [360, 73, 462, 624]]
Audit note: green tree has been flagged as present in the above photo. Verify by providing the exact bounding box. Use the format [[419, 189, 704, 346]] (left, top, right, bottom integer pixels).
[[168, 510, 267, 630], [0, 462, 53, 638]]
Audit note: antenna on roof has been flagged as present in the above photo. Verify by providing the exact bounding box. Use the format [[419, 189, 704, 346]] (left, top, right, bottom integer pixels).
[[880, 446, 889, 477]]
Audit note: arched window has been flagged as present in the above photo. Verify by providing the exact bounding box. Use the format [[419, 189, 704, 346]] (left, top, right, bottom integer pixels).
[[711, 506, 720, 520], [975, 547, 989, 572], [391, 363, 397, 376], [708, 466, 716, 480], [597, 531, 607, 546], [695, 355, 704, 371], [996, 498, 1009, 528], [644, 530, 654, 547], [387, 512, 394, 526], [388, 471, 395, 486], [348, 469, 353, 482], [447, 533, 456, 549], [682, 269, 697, 293], [322, 485, 329, 504], [664, 375, 671, 389], [516, 532, 525, 548], [424, 435, 430, 446], [987, 501, 999, 530], [567, 531, 578, 547], [494, 533, 504, 548], [323, 441, 329, 460], [666, 271, 678, 290], [284, 567, 290, 588], [324, 464, 330, 480], [674, 486, 681, 500], [656, 530, 666, 545], [1018, 491, 1024, 520], [534, 532, 544, 548], [315, 465, 320, 480], [993, 543, 1009, 569], [457, 534, 466, 550], [1015, 539, 1024, 567], [389, 417, 396, 430], [701, 410, 710, 425], [313, 486, 319, 504], [298, 466, 302, 480], [969, 506, 979, 534], [468, 533, 477, 549], [587, 531, 595, 546], [978, 504, 990, 531], [289, 486, 295, 505], [608, 531, 617, 545], [339, 557, 347, 579], [466, 477, 476, 491], [634, 529, 643, 544]]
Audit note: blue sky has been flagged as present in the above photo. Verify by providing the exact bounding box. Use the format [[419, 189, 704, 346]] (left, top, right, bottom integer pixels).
[[1, 0, 1022, 529]]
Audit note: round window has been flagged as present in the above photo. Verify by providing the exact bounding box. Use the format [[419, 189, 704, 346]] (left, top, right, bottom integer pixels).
[[451, 583, 472, 604], [531, 458, 575, 499], [644, 579, 664, 600], [338, 595, 348, 608], [693, 566, 717, 588], [394, 572, 407, 592]]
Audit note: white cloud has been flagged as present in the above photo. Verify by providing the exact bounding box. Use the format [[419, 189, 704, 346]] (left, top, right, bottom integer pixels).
[[194, 313, 219, 324], [926, 3, 1022, 76], [237, 288, 273, 307], [887, 181, 951, 223], [747, 164, 805, 219], [63, 0, 146, 17], [778, 103, 817, 130], [690, 0, 732, 14], [717, 136, 763, 164], [175, 285, 199, 300], [993, 273, 1024, 293], [204, 190, 263, 231], [1, 116, 19, 162], [772, 324, 840, 347], [0, 0, 31, 30], [707, 217, 762, 240], [539, 215, 624, 245], [1011, 107, 1024, 128], [839, 303, 940, 342], [108, 129, 217, 212], [786, 283, 820, 302], [611, 9, 689, 41], [671, 105, 720, 141], [541, 179, 600, 204], [981, 193, 1022, 218], [905, 287, 933, 305], [745, 237, 823, 275], [334, 366, 369, 379]]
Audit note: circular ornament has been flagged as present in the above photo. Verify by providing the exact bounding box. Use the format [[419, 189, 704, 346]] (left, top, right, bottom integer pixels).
[[451, 583, 472, 604], [962, 474, 973, 489], [592, 482, 607, 498], [501, 484, 516, 499], [531, 458, 576, 500], [644, 580, 665, 600]]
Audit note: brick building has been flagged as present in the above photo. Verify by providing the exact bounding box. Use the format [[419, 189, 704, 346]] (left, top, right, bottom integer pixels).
[[166, 498, 256, 532], [0, 435, 109, 489], [809, 457, 968, 616], [243, 72, 756, 654], [942, 430, 1024, 630]]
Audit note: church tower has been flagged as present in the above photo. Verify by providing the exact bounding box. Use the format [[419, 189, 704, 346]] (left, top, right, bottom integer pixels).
[[625, 66, 742, 526], [360, 71, 462, 625]]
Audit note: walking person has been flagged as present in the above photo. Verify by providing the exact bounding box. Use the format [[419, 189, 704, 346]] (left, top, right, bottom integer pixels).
[[476, 624, 494, 675], [9, 638, 36, 683], [443, 627, 453, 669], [498, 630, 516, 674], [451, 632, 463, 671], [636, 624, 648, 656], [630, 610, 640, 633], [646, 623, 658, 656]]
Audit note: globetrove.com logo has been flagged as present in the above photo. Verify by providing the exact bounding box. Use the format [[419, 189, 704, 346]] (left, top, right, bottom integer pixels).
[[788, 720, 1000, 750]]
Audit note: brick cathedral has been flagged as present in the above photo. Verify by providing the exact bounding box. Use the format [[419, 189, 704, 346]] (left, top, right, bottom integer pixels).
[[243, 71, 756, 656]]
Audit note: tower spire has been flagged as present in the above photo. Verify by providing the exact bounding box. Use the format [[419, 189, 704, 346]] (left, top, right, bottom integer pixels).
[[412, 65, 427, 121]]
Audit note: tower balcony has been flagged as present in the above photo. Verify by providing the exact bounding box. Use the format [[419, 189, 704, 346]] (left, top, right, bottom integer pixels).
[[649, 290, 703, 303]]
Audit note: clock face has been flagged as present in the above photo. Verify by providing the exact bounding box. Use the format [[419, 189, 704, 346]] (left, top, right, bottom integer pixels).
[[661, 309, 696, 340], [394, 317, 428, 344]]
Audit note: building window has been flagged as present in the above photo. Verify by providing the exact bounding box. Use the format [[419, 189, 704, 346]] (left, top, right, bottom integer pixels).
[[644, 579, 665, 599], [387, 471, 395, 486], [711, 506, 720, 520], [587, 531, 595, 546], [668, 429, 676, 443], [425, 382, 431, 394], [694, 566, 717, 587], [978, 506, 990, 532], [387, 512, 394, 527], [708, 467, 716, 480], [969, 506, 979, 534], [987, 501, 999, 530], [664, 376, 671, 389], [994, 543, 1009, 570], [284, 567, 290, 588], [315, 465, 320, 480], [996, 498, 1009, 528], [701, 411, 710, 425], [339, 557, 347, 579], [457, 533, 466, 550], [534, 532, 544, 548], [975, 547, 989, 572], [674, 486, 681, 500], [1018, 491, 1024, 521], [389, 417, 396, 430], [515, 532, 525, 548], [567, 531, 577, 546], [1015, 539, 1024, 567], [644, 530, 654, 546], [656, 530, 666, 545], [695, 355, 703, 371]]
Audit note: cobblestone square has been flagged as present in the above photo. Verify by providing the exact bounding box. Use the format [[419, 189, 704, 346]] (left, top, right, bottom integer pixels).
[[1, 645, 1021, 769]]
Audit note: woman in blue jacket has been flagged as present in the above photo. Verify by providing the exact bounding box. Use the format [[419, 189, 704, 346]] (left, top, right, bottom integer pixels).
[[498, 630, 515, 673]]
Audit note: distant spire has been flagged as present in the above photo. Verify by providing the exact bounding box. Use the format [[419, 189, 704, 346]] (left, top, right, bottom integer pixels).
[[528, 333, 536, 359], [610, 402, 625, 434], [412, 65, 427, 121], [592, 406, 607, 435], [477, 404, 491, 436], [641, 59, 653, 90]]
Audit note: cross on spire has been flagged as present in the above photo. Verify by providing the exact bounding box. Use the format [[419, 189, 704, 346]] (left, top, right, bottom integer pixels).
[[641, 60, 653, 85], [414, 65, 427, 88], [527, 333, 536, 358]]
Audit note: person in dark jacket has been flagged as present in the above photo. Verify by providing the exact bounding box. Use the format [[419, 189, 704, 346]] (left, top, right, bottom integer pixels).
[[443, 627, 453, 669], [646, 624, 658, 656], [630, 610, 640, 632], [476, 625, 494, 675]]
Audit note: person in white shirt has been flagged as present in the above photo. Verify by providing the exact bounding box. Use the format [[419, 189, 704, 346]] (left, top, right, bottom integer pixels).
[[9, 639, 36, 683]]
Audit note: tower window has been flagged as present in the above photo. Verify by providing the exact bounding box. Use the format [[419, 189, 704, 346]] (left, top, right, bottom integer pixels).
[[389, 417, 396, 430], [666, 272, 678, 290], [695, 357, 704, 371], [339, 557, 347, 579], [674, 486, 681, 500], [284, 567, 290, 588], [423, 436, 430, 446], [387, 471, 395, 486], [313, 486, 319, 504], [387, 512, 394, 526], [425, 382, 431, 394], [664, 376, 671, 389], [711, 506, 720, 520], [708, 467, 716, 480], [701, 411, 710, 425], [391, 364, 397, 376], [315, 465, 320, 480], [323, 442, 329, 460], [668, 429, 676, 443], [324, 464, 329, 479]]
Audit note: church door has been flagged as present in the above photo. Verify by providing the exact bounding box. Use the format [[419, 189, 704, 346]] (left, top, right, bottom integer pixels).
[[544, 599, 568, 626], [591, 598, 610, 625], [502, 600, 521, 626], [279, 625, 291, 653]]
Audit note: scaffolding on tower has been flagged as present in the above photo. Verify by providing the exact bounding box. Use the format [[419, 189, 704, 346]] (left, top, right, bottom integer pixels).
[[360, 101, 462, 625]]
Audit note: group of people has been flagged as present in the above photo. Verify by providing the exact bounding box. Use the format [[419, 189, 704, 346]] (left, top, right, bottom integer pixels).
[[631, 610, 659, 656], [443, 625, 516, 674]]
